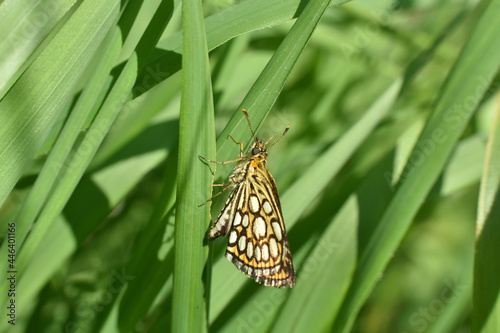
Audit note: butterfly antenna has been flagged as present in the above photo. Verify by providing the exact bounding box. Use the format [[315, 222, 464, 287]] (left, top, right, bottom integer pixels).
[[264, 133, 276, 146], [242, 109, 257, 141], [268, 126, 290, 150]]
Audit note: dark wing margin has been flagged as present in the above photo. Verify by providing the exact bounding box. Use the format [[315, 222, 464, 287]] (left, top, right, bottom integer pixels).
[[209, 185, 241, 239]]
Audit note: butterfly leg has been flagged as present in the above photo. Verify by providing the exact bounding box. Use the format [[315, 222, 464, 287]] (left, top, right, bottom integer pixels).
[[228, 134, 244, 157], [198, 155, 243, 165], [204, 162, 220, 223], [198, 181, 235, 207], [198, 155, 243, 208]]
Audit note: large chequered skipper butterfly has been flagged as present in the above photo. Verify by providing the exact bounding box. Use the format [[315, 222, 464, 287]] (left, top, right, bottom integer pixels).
[[199, 109, 295, 287]]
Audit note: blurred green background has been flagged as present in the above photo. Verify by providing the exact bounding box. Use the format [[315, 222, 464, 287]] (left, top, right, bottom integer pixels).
[[0, 0, 499, 332]]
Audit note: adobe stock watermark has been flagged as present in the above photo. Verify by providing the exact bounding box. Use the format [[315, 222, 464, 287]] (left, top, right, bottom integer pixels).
[[8, 0, 65, 42], [384, 74, 499, 191], [1, 0, 67, 92], [131, 64, 172, 97], [340, 1, 400, 61], [401, 277, 468, 333], [257, 107, 298, 144], [57, 267, 134, 333], [235, 234, 339, 333], [47, 62, 171, 175]]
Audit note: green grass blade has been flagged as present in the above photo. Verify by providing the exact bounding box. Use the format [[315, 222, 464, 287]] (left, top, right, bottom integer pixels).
[[0, 0, 76, 95], [476, 103, 500, 236], [333, 0, 500, 331], [0, 0, 120, 208], [172, 0, 215, 331], [473, 87, 500, 332]]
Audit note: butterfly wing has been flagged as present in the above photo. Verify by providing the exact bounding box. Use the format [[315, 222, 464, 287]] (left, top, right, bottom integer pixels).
[[223, 166, 295, 287], [208, 186, 240, 239]]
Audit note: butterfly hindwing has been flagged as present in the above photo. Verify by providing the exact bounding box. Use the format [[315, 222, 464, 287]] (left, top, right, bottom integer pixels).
[[209, 187, 239, 239]]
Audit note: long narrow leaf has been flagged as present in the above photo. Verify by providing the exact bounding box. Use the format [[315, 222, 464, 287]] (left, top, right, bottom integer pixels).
[[473, 93, 500, 332], [172, 0, 215, 330]]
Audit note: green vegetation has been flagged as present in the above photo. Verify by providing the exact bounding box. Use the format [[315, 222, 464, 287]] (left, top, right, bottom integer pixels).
[[0, 0, 499, 332]]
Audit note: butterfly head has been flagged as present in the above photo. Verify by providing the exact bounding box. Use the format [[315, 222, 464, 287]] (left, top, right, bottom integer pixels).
[[248, 139, 268, 161]]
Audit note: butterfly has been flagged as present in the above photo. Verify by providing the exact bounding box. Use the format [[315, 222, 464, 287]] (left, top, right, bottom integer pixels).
[[199, 109, 295, 287]]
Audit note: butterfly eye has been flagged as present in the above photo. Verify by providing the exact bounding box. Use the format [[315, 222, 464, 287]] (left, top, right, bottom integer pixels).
[[251, 147, 260, 155]]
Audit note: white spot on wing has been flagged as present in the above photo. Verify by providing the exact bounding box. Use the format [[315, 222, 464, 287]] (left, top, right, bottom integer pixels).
[[263, 200, 272, 214], [229, 230, 237, 244], [242, 214, 249, 227], [269, 238, 279, 258], [262, 244, 269, 261], [249, 195, 260, 213], [234, 211, 242, 226], [238, 235, 246, 251], [247, 242, 254, 258], [255, 246, 261, 261], [272, 221, 282, 241], [253, 217, 266, 238]]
